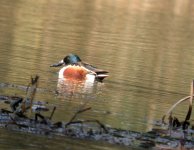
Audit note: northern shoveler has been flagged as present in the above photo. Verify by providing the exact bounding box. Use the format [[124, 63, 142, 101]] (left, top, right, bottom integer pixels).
[[50, 54, 109, 82]]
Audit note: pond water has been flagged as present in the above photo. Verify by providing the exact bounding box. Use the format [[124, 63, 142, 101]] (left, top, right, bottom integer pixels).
[[0, 0, 194, 149]]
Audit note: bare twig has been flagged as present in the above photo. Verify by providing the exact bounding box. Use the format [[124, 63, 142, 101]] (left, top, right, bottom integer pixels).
[[22, 75, 39, 113], [65, 119, 108, 133], [49, 106, 56, 120], [65, 107, 91, 127], [162, 81, 194, 125], [83, 119, 108, 133], [185, 80, 194, 121], [162, 96, 191, 123]]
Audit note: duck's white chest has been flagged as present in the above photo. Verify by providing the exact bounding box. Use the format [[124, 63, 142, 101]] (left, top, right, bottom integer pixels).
[[58, 66, 95, 83]]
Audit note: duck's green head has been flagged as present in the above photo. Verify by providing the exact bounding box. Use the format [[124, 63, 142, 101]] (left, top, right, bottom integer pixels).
[[50, 53, 81, 67], [63, 54, 81, 65]]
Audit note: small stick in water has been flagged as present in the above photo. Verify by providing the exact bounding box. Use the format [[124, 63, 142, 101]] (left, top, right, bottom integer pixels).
[[49, 106, 56, 120], [65, 107, 91, 127]]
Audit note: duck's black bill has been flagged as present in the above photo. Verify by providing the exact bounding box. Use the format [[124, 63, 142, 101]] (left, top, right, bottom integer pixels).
[[50, 62, 64, 67]]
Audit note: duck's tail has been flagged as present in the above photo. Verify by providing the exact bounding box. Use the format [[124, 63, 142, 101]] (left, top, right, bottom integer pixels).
[[96, 74, 109, 82]]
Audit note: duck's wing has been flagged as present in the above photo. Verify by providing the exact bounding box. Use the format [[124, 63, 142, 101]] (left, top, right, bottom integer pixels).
[[82, 62, 108, 75], [82, 62, 108, 82]]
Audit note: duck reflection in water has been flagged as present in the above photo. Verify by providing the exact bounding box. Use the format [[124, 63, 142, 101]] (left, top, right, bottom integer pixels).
[[50, 54, 109, 97]]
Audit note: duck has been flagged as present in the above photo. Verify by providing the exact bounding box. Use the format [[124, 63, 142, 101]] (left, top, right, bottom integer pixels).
[[50, 54, 108, 82]]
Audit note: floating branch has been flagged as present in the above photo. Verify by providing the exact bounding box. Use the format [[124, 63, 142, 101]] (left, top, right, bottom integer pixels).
[[81, 119, 108, 133], [162, 96, 192, 123], [65, 107, 91, 127], [65, 106, 108, 133], [22, 75, 39, 113], [49, 106, 56, 120], [185, 80, 194, 121], [64, 119, 108, 133], [162, 80, 194, 128]]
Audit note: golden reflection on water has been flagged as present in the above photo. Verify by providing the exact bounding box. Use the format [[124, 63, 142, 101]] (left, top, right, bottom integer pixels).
[[0, 0, 194, 149]]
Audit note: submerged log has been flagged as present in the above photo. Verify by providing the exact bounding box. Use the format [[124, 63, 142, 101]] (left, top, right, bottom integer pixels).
[[1, 77, 194, 149], [0, 110, 194, 149]]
